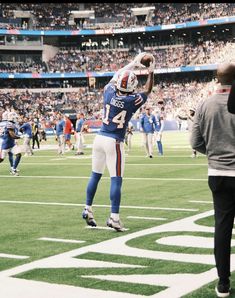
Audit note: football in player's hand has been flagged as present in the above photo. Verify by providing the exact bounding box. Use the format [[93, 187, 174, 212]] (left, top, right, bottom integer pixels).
[[140, 54, 154, 67]]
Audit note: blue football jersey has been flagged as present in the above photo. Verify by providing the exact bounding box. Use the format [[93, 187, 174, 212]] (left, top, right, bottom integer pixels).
[[0, 121, 17, 149], [99, 83, 147, 141], [76, 118, 85, 132], [20, 122, 32, 138], [155, 112, 164, 132], [56, 119, 65, 136], [140, 113, 157, 133]]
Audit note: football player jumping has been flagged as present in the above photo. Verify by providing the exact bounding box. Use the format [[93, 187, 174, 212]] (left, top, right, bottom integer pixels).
[[82, 52, 155, 231]]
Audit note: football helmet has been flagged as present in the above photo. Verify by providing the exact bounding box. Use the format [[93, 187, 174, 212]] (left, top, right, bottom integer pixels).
[[8, 112, 18, 122], [116, 70, 138, 93]]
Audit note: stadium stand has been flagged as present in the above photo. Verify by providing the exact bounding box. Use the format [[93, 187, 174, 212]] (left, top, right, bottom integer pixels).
[[0, 2, 234, 131]]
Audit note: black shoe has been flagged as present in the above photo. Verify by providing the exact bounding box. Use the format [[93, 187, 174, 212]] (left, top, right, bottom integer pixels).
[[215, 281, 230, 297], [75, 152, 84, 155], [149, 155, 153, 158]]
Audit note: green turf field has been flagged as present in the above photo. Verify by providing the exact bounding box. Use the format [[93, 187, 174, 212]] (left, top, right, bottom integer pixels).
[[0, 131, 234, 297]]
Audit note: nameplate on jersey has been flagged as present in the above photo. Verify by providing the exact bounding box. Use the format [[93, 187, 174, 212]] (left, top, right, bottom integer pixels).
[[110, 97, 124, 109]]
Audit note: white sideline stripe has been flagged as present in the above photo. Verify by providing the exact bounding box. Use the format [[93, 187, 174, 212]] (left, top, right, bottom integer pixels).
[[127, 216, 167, 221], [189, 200, 212, 204], [25, 154, 204, 158], [124, 155, 205, 158], [0, 175, 207, 181], [85, 226, 129, 231], [10, 162, 207, 166], [38, 237, 86, 244], [0, 253, 29, 259], [0, 200, 198, 212]]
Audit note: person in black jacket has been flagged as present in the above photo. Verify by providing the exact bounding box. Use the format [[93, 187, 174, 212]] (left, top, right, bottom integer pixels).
[[32, 119, 40, 149]]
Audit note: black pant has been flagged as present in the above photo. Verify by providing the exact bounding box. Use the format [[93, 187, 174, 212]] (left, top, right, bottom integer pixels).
[[32, 133, 40, 149], [208, 176, 235, 280]]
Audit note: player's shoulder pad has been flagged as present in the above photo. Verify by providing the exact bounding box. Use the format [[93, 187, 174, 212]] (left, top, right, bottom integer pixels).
[[104, 82, 116, 92]]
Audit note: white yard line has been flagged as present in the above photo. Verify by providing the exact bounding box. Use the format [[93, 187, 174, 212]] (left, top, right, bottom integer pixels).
[[124, 155, 205, 158], [38, 237, 86, 244], [31, 155, 204, 158], [0, 175, 207, 181], [0, 200, 198, 212], [8, 162, 207, 166]]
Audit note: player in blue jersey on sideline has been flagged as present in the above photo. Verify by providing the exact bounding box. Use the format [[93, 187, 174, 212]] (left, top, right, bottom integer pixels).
[[140, 107, 157, 158], [154, 106, 165, 156], [82, 52, 155, 231], [75, 112, 85, 155], [0, 112, 22, 176], [19, 117, 33, 156], [55, 112, 65, 155]]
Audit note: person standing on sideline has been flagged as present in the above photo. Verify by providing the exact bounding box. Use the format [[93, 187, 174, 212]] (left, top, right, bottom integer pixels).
[[124, 121, 134, 152], [75, 112, 85, 155], [19, 117, 33, 156], [55, 113, 65, 155], [178, 107, 197, 158], [32, 118, 40, 149], [82, 52, 155, 231], [0, 112, 22, 176], [140, 106, 157, 158], [191, 62, 235, 298], [64, 114, 74, 151], [154, 106, 165, 156]]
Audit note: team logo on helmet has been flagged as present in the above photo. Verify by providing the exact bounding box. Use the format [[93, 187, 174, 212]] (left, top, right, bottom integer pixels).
[[117, 70, 138, 93]]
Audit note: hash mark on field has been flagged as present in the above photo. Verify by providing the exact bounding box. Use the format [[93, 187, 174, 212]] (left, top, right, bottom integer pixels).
[[38, 237, 86, 244], [189, 200, 212, 204], [127, 216, 167, 221], [0, 253, 29, 259]]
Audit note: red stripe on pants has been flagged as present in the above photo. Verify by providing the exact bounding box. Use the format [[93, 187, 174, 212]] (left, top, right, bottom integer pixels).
[[116, 142, 121, 177]]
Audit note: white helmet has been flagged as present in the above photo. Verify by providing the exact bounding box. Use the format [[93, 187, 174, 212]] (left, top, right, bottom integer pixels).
[[8, 112, 18, 122], [116, 70, 138, 93]]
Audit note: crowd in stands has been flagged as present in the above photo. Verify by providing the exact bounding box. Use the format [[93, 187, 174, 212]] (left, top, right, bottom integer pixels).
[[0, 3, 234, 30], [0, 76, 217, 131], [0, 3, 233, 130], [1, 35, 234, 74], [0, 62, 47, 73]]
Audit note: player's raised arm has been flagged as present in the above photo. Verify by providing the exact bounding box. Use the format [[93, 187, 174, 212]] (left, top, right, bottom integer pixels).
[[109, 52, 148, 85]]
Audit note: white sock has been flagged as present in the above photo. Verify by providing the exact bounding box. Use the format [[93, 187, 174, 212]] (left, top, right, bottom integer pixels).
[[111, 213, 119, 221], [85, 205, 92, 211]]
